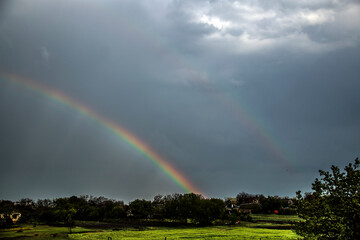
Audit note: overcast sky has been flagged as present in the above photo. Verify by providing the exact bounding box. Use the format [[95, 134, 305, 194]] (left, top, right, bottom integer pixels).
[[0, 0, 359, 202]]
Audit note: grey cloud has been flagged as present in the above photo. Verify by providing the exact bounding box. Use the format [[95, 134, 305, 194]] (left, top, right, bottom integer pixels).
[[0, 0, 359, 201], [163, 0, 360, 54], [40, 46, 49, 62]]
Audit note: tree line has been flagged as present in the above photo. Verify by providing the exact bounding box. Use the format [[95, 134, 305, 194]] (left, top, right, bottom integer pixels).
[[0, 192, 296, 228]]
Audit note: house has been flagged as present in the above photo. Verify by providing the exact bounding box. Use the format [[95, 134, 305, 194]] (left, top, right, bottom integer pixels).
[[0, 212, 21, 222]]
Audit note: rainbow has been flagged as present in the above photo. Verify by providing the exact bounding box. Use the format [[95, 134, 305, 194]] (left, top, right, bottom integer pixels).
[[0, 72, 203, 195], [213, 89, 295, 173]]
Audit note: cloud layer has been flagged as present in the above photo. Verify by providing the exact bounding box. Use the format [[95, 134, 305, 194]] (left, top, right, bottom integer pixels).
[[164, 0, 360, 53], [0, 0, 359, 202]]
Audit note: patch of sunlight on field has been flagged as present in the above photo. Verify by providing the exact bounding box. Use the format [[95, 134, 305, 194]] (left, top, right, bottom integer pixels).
[[69, 226, 299, 240]]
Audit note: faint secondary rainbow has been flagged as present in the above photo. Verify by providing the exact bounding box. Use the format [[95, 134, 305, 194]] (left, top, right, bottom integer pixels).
[[0, 72, 203, 196], [95, 5, 297, 172], [212, 88, 296, 173]]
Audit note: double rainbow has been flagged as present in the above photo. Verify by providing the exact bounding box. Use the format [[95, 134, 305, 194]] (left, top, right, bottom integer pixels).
[[1, 72, 203, 195]]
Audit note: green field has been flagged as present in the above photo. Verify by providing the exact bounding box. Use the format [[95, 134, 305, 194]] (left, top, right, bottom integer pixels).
[[0, 215, 301, 239], [0, 226, 299, 240], [69, 226, 299, 240]]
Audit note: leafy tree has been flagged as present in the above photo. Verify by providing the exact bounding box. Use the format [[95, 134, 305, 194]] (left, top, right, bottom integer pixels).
[[152, 195, 165, 219], [88, 206, 101, 221], [236, 192, 260, 204], [128, 199, 153, 219], [163, 193, 182, 221], [65, 208, 77, 233], [178, 193, 200, 222], [161, 193, 224, 225], [36, 199, 55, 224], [295, 158, 360, 239], [207, 198, 225, 220], [194, 198, 225, 226], [259, 195, 282, 214], [16, 198, 35, 223], [105, 205, 126, 219]]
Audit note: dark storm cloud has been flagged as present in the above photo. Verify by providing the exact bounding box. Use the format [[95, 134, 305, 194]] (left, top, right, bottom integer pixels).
[[0, 0, 359, 201]]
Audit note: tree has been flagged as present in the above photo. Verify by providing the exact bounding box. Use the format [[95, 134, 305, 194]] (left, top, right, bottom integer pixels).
[[152, 195, 165, 219], [295, 158, 360, 239], [16, 198, 35, 223], [128, 199, 153, 219], [65, 208, 77, 234], [236, 192, 259, 204], [193, 198, 225, 226], [259, 195, 282, 214], [36, 199, 55, 224], [163, 193, 182, 221]]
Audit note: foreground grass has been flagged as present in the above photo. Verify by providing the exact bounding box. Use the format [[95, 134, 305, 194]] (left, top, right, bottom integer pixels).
[[69, 225, 299, 240], [0, 216, 301, 240], [0, 225, 299, 240], [0, 225, 97, 239]]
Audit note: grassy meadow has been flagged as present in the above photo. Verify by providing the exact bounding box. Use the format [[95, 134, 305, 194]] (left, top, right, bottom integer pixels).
[[69, 226, 299, 240], [0, 214, 301, 239]]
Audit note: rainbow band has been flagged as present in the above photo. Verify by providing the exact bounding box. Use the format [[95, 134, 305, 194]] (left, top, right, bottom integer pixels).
[[1, 72, 203, 196]]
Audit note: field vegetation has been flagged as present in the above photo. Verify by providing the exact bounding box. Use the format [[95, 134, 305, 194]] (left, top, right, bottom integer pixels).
[[0, 185, 299, 239], [0, 218, 299, 240], [1, 158, 358, 239], [69, 225, 299, 240]]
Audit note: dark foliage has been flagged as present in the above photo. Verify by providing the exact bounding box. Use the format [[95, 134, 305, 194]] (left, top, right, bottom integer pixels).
[[157, 193, 225, 226], [295, 158, 360, 239], [1, 191, 298, 228], [232, 192, 296, 214], [128, 199, 153, 219], [0, 193, 225, 227], [0, 200, 15, 229]]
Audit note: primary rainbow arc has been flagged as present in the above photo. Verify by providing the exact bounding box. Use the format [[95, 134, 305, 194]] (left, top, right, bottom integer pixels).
[[1, 72, 203, 196]]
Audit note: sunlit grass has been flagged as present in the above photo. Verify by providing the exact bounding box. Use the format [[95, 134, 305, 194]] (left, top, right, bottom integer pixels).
[[0, 216, 301, 240], [69, 225, 299, 240]]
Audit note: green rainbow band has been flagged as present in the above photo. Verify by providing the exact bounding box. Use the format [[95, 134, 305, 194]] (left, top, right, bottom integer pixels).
[[1, 72, 203, 196]]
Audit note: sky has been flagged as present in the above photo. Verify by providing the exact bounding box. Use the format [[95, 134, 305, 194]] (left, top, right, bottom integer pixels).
[[0, 0, 359, 202]]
